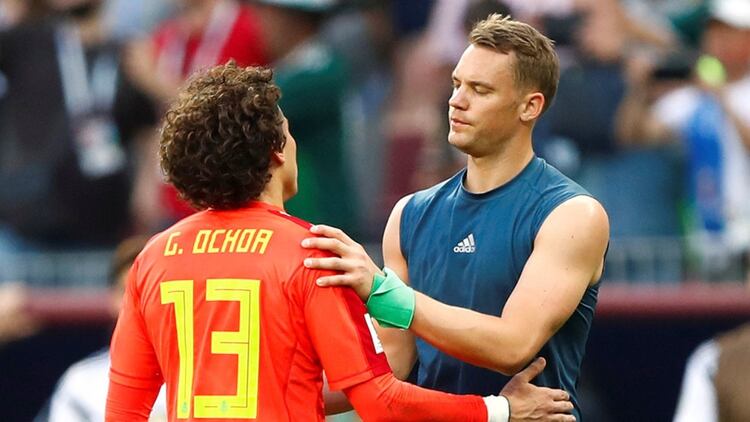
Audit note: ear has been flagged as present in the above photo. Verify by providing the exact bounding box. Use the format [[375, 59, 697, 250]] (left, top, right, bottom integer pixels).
[[519, 92, 545, 122], [271, 150, 286, 166]]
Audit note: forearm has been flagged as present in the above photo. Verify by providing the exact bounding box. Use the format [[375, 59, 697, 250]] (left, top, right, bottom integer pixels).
[[411, 292, 532, 375], [615, 88, 645, 144], [616, 87, 662, 145], [324, 377, 353, 415], [377, 324, 418, 380], [345, 373, 489, 422]]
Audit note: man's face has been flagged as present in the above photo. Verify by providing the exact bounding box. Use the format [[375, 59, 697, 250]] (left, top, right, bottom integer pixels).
[[703, 21, 750, 70], [279, 116, 298, 201], [448, 45, 523, 157]]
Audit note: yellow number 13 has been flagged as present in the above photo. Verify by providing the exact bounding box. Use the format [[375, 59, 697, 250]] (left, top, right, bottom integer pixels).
[[160, 279, 261, 419]]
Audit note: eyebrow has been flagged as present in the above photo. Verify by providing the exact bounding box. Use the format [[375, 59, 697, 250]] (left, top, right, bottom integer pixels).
[[452, 75, 495, 91]]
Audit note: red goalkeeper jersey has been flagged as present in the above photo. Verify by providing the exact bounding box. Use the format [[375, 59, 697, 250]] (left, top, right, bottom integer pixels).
[[108, 201, 391, 421]]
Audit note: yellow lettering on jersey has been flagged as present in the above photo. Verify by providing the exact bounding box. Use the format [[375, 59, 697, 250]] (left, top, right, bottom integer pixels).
[[251, 229, 273, 254], [208, 229, 226, 254], [235, 229, 256, 253], [221, 229, 240, 253], [190, 229, 274, 255], [160, 280, 194, 419], [193, 230, 211, 254], [164, 232, 181, 256], [194, 279, 260, 418]]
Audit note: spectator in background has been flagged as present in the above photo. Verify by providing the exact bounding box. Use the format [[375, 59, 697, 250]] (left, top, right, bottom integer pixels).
[[674, 323, 750, 422], [319, 1, 394, 241], [125, 0, 268, 230], [0, 282, 38, 346], [0, 0, 51, 28], [531, 0, 691, 264], [102, 0, 174, 43], [125, 0, 267, 107], [0, 0, 157, 280], [617, 0, 750, 282], [38, 235, 167, 422], [537, 0, 674, 166], [253, 0, 359, 236]]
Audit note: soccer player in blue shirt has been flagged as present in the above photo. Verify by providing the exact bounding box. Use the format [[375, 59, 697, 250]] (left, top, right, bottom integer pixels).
[[303, 14, 609, 421]]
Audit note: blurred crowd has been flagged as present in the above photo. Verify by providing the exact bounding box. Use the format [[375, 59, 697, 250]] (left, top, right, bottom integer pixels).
[[0, 0, 749, 285]]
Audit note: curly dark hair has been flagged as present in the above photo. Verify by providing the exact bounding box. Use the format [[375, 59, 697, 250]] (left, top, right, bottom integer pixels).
[[159, 62, 285, 210]]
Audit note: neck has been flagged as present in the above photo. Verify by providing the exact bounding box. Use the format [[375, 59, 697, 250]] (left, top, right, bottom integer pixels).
[[463, 134, 535, 193], [256, 190, 284, 209], [256, 173, 286, 209]]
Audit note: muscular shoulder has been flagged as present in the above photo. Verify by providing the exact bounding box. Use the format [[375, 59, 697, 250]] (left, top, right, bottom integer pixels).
[[542, 196, 609, 237], [537, 196, 609, 257], [534, 196, 609, 284]]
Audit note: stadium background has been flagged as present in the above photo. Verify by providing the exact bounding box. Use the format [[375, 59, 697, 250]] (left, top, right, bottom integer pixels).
[[1, 0, 749, 421]]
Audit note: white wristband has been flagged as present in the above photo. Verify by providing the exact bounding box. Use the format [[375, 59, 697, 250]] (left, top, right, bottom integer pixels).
[[483, 395, 510, 422]]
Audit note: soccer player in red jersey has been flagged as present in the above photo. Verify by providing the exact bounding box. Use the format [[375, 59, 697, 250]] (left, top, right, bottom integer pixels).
[[106, 62, 573, 421]]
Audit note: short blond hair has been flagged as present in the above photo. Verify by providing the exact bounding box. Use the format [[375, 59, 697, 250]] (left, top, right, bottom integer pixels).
[[470, 14, 559, 114]]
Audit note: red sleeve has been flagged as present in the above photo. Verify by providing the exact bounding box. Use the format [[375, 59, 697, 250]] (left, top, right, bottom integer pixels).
[[106, 382, 160, 422], [298, 264, 391, 390], [345, 373, 488, 422], [107, 262, 163, 416]]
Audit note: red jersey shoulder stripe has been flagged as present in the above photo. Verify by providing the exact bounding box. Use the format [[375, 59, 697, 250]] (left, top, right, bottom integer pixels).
[[267, 209, 313, 230]]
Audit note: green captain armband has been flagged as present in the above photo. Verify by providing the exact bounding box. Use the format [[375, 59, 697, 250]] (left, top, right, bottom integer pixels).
[[366, 267, 415, 329]]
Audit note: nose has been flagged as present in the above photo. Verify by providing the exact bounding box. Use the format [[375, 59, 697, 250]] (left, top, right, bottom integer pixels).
[[449, 86, 468, 110]]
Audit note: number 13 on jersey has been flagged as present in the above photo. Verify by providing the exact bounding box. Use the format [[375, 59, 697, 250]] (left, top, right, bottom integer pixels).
[[161, 279, 261, 419]]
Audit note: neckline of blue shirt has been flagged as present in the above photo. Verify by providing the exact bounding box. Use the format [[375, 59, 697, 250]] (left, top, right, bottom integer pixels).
[[457, 156, 540, 201]]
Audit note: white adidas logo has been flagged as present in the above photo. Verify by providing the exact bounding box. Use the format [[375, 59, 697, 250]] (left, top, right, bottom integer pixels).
[[453, 233, 476, 253]]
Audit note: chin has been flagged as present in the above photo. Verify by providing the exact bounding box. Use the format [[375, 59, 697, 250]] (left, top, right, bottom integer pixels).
[[448, 134, 473, 154]]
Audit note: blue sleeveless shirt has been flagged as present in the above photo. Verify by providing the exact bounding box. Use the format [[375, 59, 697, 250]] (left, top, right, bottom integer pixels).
[[400, 157, 598, 419]]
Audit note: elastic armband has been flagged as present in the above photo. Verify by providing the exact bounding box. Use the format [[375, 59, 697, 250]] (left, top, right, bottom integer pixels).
[[366, 267, 415, 329]]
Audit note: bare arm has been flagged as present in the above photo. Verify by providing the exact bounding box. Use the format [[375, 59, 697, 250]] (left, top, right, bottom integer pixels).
[[301, 196, 418, 380], [321, 197, 415, 415], [323, 376, 353, 415], [377, 195, 418, 380], [304, 197, 609, 375], [408, 197, 609, 374]]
